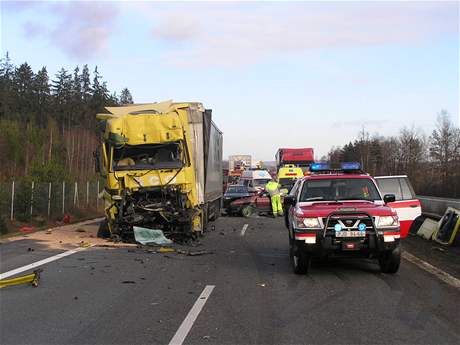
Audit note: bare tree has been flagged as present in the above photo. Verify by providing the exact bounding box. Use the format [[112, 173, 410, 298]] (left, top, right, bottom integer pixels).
[[429, 110, 460, 195]]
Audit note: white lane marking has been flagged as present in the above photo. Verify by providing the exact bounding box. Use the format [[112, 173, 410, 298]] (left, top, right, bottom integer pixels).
[[0, 247, 88, 279], [241, 224, 248, 236], [169, 285, 215, 345], [402, 251, 460, 290]]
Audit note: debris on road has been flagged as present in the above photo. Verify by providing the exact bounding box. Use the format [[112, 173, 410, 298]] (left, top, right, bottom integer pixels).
[[121, 280, 136, 284], [19, 226, 35, 233], [63, 214, 71, 224], [75, 228, 86, 233], [79, 241, 92, 248], [417, 218, 438, 240], [158, 247, 175, 253], [0, 269, 43, 289], [27, 247, 34, 252], [257, 283, 266, 287], [133, 227, 173, 246], [177, 249, 214, 256]]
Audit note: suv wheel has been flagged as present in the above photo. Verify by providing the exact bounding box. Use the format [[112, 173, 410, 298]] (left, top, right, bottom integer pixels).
[[289, 238, 311, 274], [379, 246, 401, 274], [241, 205, 255, 218]]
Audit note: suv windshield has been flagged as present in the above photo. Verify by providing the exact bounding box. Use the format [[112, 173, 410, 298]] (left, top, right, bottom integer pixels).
[[299, 178, 381, 202], [113, 142, 184, 171], [226, 186, 248, 194]]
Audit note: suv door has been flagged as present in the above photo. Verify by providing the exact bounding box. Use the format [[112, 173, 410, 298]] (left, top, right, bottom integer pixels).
[[374, 176, 421, 238]]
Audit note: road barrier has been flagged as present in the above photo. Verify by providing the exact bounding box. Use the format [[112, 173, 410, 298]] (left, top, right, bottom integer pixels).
[[0, 180, 101, 223], [417, 195, 460, 219]]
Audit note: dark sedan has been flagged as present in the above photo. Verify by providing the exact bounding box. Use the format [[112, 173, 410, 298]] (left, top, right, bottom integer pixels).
[[223, 185, 252, 212]]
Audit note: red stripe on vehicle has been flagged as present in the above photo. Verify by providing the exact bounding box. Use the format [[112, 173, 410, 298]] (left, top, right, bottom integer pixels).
[[295, 233, 316, 238], [383, 231, 400, 236], [388, 200, 421, 208]]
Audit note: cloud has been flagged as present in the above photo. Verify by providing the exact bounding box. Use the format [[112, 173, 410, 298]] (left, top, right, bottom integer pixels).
[[13, 1, 120, 60], [152, 15, 201, 42], [144, 1, 458, 67], [48, 2, 119, 60], [331, 119, 389, 129], [23, 21, 47, 39]]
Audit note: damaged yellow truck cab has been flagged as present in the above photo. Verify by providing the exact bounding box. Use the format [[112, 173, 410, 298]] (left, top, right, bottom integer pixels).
[[95, 100, 223, 241]]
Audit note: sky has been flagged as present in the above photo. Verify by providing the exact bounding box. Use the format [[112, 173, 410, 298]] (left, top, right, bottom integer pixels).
[[1, 0, 459, 161]]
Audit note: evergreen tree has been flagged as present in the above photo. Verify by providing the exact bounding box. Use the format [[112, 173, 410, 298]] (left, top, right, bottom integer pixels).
[[120, 87, 134, 104], [52, 68, 72, 131], [33, 67, 50, 126], [0, 52, 15, 118], [13, 62, 35, 122]]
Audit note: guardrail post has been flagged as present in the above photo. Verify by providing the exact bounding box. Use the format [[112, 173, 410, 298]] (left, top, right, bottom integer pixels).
[[30, 181, 34, 216], [97, 180, 100, 209], [73, 181, 78, 207], [10, 181, 15, 221], [47, 182, 51, 218], [86, 181, 89, 207], [62, 181, 65, 215]]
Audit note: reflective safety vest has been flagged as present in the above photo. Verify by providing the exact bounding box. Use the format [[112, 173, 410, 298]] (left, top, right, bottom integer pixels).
[[265, 181, 280, 196]]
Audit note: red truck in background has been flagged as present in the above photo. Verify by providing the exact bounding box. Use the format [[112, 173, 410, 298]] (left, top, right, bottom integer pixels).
[[276, 148, 315, 171]]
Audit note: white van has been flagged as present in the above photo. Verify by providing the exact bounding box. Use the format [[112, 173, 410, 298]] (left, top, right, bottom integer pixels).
[[239, 169, 272, 192]]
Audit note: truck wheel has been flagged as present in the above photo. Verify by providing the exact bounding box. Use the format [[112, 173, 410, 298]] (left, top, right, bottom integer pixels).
[[289, 239, 311, 274], [97, 219, 110, 239], [379, 246, 401, 274], [241, 205, 255, 218]]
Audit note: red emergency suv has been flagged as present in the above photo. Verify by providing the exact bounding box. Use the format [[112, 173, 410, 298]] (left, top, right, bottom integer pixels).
[[284, 163, 401, 275]]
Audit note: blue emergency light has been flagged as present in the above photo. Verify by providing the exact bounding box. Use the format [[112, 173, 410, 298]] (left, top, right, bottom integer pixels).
[[341, 162, 361, 171], [310, 162, 330, 172]]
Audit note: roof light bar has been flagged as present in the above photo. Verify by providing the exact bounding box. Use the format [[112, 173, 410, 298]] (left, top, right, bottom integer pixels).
[[310, 163, 330, 172], [341, 162, 361, 171]]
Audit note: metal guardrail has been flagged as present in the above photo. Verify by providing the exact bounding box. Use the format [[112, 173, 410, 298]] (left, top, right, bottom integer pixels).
[[417, 195, 460, 218]]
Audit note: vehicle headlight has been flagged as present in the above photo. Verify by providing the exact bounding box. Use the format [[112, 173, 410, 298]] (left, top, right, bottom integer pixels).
[[303, 217, 321, 229], [377, 216, 399, 227]]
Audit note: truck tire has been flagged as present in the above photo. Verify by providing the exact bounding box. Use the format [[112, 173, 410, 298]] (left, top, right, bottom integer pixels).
[[97, 219, 110, 239], [379, 246, 401, 274], [289, 239, 311, 274], [241, 205, 255, 218]]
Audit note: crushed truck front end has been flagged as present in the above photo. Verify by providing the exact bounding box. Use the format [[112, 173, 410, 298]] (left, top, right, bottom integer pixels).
[[95, 101, 214, 241]]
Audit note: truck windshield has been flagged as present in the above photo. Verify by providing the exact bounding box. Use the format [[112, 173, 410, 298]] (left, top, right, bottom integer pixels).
[[279, 178, 296, 186], [299, 178, 381, 202], [113, 142, 184, 171]]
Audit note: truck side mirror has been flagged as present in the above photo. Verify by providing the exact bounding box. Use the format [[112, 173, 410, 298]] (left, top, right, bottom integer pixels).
[[93, 150, 101, 173], [284, 195, 296, 206], [383, 194, 396, 204]]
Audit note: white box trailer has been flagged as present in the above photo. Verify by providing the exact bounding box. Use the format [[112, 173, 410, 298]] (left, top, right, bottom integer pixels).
[[187, 104, 223, 219]]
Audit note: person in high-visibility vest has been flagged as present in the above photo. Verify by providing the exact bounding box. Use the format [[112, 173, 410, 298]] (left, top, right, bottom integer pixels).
[[265, 179, 283, 217]]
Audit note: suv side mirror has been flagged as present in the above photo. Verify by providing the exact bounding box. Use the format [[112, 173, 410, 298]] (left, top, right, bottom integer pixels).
[[284, 195, 296, 206], [383, 194, 396, 203]]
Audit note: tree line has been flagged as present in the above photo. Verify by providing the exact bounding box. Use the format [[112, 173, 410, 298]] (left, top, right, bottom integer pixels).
[[0, 53, 134, 182], [325, 111, 460, 198]]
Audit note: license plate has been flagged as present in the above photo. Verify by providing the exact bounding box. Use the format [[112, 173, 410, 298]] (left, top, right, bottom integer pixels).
[[335, 231, 366, 238]]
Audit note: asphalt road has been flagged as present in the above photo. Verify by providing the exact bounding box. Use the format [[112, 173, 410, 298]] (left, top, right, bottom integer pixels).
[[1, 216, 460, 345]]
